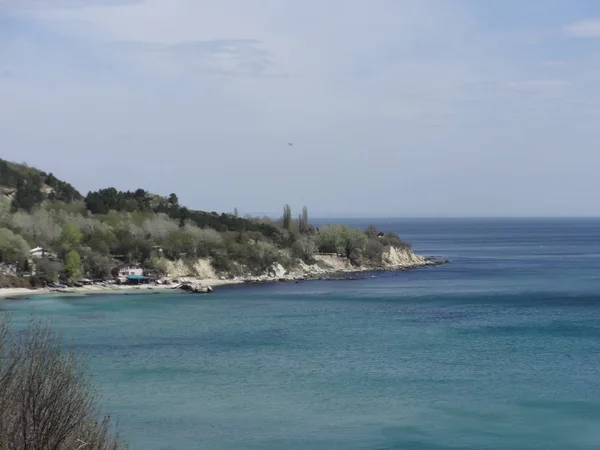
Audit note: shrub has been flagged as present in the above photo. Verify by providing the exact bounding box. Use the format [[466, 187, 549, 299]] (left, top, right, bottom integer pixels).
[[291, 235, 317, 263], [365, 238, 384, 263], [0, 315, 128, 449]]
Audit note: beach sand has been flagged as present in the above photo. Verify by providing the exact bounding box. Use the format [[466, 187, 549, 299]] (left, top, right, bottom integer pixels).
[[0, 278, 242, 300]]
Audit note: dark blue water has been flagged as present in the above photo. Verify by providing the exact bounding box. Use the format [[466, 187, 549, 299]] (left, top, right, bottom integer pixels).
[[3, 218, 600, 449]]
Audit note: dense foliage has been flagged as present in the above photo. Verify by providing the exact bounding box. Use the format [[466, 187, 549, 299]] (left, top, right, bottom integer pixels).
[[0, 159, 412, 287], [0, 159, 82, 210], [84, 188, 282, 239]]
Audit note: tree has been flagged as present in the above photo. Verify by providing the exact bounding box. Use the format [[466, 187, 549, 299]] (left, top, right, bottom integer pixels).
[[0, 228, 30, 268], [33, 258, 63, 284], [291, 235, 316, 262], [143, 255, 169, 277], [316, 225, 367, 263], [364, 224, 379, 239], [59, 222, 84, 251], [301, 206, 309, 233], [316, 225, 345, 254], [10, 208, 62, 247], [342, 228, 368, 264], [282, 204, 292, 232], [0, 315, 128, 449], [0, 197, 10, 227], [11, 175, 44, 211], [365, 238, 384, 263], [82, 252, 114, 280], [167, 193, 179, 207], [64, 250, 82, 281]]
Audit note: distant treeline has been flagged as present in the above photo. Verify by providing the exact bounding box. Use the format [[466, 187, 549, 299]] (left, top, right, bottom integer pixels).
[[84, 188, 282, 239]]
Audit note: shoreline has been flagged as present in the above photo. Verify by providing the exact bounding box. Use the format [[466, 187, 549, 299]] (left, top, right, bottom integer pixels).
[[0, 257, 447, 300], [0, 278, 243, 300]]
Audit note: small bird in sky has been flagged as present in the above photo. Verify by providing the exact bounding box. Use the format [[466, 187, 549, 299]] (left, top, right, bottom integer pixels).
[[288, 142, 293, 147]]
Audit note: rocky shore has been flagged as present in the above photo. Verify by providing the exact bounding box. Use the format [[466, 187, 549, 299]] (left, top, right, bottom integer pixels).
[[1, 247, 448, 299], [239, 255, 448, 285]]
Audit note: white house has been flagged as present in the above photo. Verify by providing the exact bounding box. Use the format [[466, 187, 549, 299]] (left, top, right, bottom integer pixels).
[[118, 265, 144, 277], [29, 247, 56, 259]]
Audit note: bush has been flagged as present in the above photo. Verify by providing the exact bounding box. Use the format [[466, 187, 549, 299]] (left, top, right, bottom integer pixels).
[[33, 257, 63, 284], [365, 238, 384, 263], [0, 315, 128, 449], [0, 275, 32, 289], [143, 255, 169, 277], [316, 225, 367, 264], [0, 228, 30, 268], [379, 232, 411, 250], [81, 251, 115, 280], [291, 235, 316, 263]]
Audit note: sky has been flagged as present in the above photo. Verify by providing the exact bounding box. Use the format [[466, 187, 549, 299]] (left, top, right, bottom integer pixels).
[[2, 0, 600, 217]]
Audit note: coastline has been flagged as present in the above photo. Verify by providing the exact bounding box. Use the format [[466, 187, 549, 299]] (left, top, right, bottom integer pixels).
[[0, 256, 447, 300], [0, 279, 243, 300]]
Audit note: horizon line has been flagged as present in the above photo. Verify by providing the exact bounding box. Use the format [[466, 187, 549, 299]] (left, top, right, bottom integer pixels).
[[246, 214, 600, 220]]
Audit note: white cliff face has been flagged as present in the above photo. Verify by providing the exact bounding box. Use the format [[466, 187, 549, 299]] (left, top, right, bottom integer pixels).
[[380, 246, 428, 268], [165, 246, 434, 284], [165, 258, 217, 279], [254, 247, 432, 281], [267, 263, 287, 278], [313, 254, 355, 271]]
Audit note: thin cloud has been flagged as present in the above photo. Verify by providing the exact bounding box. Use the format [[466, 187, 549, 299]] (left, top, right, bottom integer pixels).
[[108, 39, 283, 78], [563, 18, 600, 38]]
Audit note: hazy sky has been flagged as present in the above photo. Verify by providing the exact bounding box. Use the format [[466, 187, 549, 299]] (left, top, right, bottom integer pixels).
[[1, 0, 600, 217]]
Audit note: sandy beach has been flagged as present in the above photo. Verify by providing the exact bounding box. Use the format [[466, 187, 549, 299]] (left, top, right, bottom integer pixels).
[[0, 278, 243, 300]]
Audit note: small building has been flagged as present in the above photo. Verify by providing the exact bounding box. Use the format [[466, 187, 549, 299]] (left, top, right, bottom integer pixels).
[[118, 265, 144, 278], [126, 274, 149, 285], [29, 247, 57, 259]]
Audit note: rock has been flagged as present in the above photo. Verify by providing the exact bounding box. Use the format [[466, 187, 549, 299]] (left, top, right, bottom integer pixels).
[[178, 282, 213, 294]]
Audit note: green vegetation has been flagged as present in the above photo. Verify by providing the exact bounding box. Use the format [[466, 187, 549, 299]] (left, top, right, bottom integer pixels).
[[0, 315, 128, 448], [0, 158, 411, 287], [0, 159, 81, 210], [0, 228, 29, 268]]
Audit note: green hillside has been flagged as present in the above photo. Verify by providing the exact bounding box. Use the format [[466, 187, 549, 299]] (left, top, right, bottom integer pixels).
[[0, 158, 409, 288]]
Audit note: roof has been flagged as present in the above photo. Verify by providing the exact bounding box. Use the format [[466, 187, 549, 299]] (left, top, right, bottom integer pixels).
[[126, 274, 147, 279]]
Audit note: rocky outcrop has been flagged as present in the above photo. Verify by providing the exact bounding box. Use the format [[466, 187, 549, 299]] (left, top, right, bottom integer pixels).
[[380, 246, 429, 268], [175, 282, 213, 294], [239, 247, 447, 284], [165, 247, 447, 289]]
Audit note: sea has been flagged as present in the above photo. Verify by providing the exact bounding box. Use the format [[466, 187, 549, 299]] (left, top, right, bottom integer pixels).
[[2, 218, 600, 450]]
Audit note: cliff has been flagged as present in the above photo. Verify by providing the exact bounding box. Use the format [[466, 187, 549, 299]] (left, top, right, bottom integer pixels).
[[162, 245, 443, 285]]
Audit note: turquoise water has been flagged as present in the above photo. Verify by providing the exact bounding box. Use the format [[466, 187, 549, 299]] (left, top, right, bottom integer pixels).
[[3, 218, 600, 449]]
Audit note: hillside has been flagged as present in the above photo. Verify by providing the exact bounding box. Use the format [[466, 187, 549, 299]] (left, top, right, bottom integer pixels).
[[0, 158, 431, 289], [0, 159, 82, 209]]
